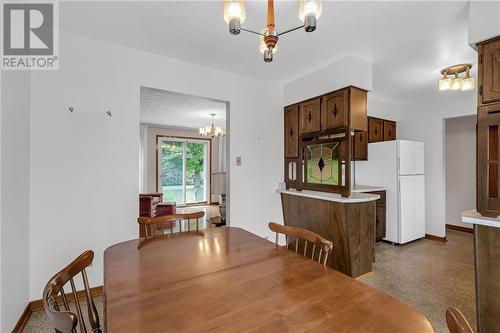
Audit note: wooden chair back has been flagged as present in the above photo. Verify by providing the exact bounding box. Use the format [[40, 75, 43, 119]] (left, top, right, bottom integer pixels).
[[268, 222, 333, 266], [138, 211, 205, 238], [43, 250, 101, 333], [446, 307, 474, 333]]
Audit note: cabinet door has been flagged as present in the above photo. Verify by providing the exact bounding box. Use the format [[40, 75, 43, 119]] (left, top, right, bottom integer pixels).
[[368, 117, 383, 143], [321, 91, 347, 130], [477, 105, 500, 217], [299, 98, 321, 134], [375, 204, 386, 242], [481, 39, 500, 104], [284, 105, 299, 158], [383, 120, 396, 141], [352, 131, 368, 160]]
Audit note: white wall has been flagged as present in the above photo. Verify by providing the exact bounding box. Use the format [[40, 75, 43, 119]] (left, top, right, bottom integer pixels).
[[28, 31, 283, 300], [398, 91, 476, 237], [445, 115, 476, 229], [283, 56, 373, 105], [367, 94, 400, 123], [1, 71, 31, 331], [468, 1, 500, 47]]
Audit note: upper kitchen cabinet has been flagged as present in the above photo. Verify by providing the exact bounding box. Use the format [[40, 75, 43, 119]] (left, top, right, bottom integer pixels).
[[478, 36, 500, 105], [368, 117, 383, 142], [321, 90, 347, 130], [348, 87, 368, 131], [321, 87, 368, 132], [284, 104, 299, 158], [383, 120, 397, 141], [299, 98, 321, 134], [368, 117, 397, 143]]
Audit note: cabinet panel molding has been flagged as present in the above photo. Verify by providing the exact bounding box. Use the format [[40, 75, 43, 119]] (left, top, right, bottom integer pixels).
[[284, 105, 299, 158], [299, 98, 321, 134]]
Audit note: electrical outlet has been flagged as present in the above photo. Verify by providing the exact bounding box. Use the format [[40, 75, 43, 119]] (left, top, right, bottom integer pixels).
[[236, 156, 242, 166]]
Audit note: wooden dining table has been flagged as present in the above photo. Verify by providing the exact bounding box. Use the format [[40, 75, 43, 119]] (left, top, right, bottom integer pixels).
[[104, 227, 434, 332]]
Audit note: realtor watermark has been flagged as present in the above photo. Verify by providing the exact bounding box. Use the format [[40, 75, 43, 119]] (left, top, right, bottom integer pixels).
[[1, 1, 59, 70]]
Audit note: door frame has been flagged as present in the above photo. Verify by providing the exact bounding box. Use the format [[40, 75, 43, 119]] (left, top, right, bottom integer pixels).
[[155, 134, 212, 206]]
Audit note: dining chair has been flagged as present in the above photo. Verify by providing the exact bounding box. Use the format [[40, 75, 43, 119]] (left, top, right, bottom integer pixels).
[[268, 222, 333, 267], [43, 250, 102, 333], [446, 307, 474, 333], [138, 211, 206, 238]]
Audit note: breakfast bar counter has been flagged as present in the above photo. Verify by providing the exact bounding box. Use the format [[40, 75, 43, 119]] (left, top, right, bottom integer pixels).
[[278, 189, 379, 277]]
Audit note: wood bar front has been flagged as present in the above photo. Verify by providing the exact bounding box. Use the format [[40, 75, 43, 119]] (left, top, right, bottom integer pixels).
[[281, 193, 375, 277]]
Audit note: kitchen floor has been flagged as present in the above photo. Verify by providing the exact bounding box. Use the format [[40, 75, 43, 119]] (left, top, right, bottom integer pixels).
[[23, 230, 474, 333], [359, 229, 476, 333]]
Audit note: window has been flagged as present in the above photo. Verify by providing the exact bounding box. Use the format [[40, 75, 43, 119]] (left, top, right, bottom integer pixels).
[[157, 136, 210, 205]]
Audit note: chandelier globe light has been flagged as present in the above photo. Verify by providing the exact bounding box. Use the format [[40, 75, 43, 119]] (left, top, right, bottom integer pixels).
[[223, 0, 322, 62], [199, 113, 225, 138], [438, 64, 475, 92]]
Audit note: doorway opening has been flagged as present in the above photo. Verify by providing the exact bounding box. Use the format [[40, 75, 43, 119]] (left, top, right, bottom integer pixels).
[[139, 87, 229, 230]]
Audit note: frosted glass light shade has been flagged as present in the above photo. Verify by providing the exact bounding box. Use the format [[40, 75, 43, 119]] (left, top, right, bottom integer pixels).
[[259, 29, 277, 54], [223, 0, 246, 24], [451, 77, 462, 91], [461, 77, 475, 91], [438, 78, 451, 91], [299, 0, 322, 22]]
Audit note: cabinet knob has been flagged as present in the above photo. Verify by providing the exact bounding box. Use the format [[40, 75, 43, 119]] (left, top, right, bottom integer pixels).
[[289, 128, 294, 137], [308, 111, 312, 122]]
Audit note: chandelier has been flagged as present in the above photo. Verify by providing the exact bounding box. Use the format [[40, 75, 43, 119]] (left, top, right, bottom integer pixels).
[[438, 64, 475, 92], [223, 0, 322, 62], [199, 113, 225, 138]]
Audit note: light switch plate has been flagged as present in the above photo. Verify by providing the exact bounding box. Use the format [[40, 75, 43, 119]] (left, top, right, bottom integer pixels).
[[236, 156, 242, 166]]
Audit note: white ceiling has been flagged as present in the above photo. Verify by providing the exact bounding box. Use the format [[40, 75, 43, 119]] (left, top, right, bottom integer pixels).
[[60, 1, 476, 104], [140, 87, 226, 128]]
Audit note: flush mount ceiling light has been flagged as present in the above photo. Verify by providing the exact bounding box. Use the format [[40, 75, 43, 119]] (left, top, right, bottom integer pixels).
[[223, 0, 322, 63], [200, 113, 225, 138], [438, 64, 475, 92]]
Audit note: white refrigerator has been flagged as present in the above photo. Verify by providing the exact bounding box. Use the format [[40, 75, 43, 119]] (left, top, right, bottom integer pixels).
[[355, 140, 425, 244]]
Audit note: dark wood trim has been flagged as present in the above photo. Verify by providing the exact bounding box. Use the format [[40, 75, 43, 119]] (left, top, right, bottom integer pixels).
[[155, 134, 212, 205], [425, 234, 448, 242], [12, 286, 104, 332], [12, 303, 31, 333], [446, 223, 474, 234]]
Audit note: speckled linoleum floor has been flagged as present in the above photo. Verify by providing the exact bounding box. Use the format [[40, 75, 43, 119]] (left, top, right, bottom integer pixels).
[[358, 230, 476, 333], [23, 230, 475, 333]]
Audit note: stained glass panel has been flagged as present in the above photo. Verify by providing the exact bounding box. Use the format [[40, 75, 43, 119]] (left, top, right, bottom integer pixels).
[[305, 142, 340, 185]]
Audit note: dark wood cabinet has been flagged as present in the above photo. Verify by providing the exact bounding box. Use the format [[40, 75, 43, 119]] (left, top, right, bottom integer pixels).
[[477, 105, 500, 217], [352, 131, 368, 161], [321, 90, 347, 130], [368, 117, 396, 143], [368, 117, 383, 142], [375, 205, 386, 242], [383, 120, 396, 141], [365, 190, 386, 242], [284, 86, 368, 197], [479, 37, 500, 105], [299, 98, 321, 134], [284, 105, 299, 158]]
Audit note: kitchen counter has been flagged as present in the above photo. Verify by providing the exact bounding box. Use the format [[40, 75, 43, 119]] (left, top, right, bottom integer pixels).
[[277, 189, 379, 203], [351, 185, 386, 193], [462, 209, 500, 228], [279, 188, 377, 277]]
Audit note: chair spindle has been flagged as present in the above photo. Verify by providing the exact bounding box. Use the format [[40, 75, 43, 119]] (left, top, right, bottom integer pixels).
[[82, 268, 101, 332], [69, 278, 87, 333]]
